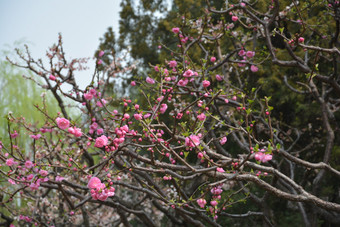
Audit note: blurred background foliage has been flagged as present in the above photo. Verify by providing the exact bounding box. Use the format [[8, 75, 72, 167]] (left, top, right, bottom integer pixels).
[[0, 46, 60, 147]]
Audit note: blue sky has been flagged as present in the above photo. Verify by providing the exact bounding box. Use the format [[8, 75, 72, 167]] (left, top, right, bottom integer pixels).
[[0, 0, 121, 88]]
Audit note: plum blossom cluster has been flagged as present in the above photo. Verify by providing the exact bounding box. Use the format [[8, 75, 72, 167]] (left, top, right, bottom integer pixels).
[[255, 151, 272, 163], [56, 117, 82, 137], [5, 157, 49, 191], [196, 185, 224, 220], [185, 135, 200, 148], [19, 215, 33, 223], [87, 177, 115, 201], [237, 49, 258, 72], [92, 123, 138, 152], [68, 127, 82, 137], [83, 88, 108, 108], [197, 198, 207, 208]]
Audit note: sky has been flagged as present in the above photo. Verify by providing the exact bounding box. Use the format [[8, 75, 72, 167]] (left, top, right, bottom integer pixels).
[[0, 0, 121, 89]]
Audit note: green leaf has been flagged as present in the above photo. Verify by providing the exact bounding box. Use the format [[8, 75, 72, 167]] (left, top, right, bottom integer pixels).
[[276, 143, 281, 150], [279, 27, 284, 34]]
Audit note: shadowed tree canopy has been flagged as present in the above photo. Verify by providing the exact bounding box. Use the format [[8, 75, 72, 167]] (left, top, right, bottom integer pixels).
[[94, 0, 340, 226], [99, 0, 226, 71]]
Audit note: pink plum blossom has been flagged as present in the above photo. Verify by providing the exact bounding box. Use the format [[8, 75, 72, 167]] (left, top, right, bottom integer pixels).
[[123, 113, 130, 119], [19, 215, 33, 223], [73, 127, 82, 137], [146, 77, 155, 84], [39, 170, 48, 177], [238, 49, 245, 56], [197, 113, 206, 121], [178, 79, 189, 87], [6, 158, 18, 166], [88, 177, 105, 189], [144, 113, 151, 119], [30, 182, 40, 191], [95, 187, 115, 201], [56, 117, 70, 130], [96, 99, 107, 107], [172, 27, 180, 34], [84, 93, 93, 100], [298, 37, 305, 43], [181, 38, 188, 43], [232, 16, 238, 21], [87, 177, 115, 201], [250, 65, 259, 72], [197, 198, 207, 208], [56, 176, 65, 182], [49, 75, 56, 81], [90, 122, 98, 131], [211, 186, 223, 195], [96, 128, 104, 135], [163, 68, 169, 76], [210, 56, 216, 62], [220, 136, 227, 145], [95, 135, 108, 148], [216, 74, 223, 81], [69, 127, 82, 137], [246, 51, 255, 58], [159, 104, 168, 114], [27, 174, 34, 181], [183, 69, 194, 77], [255, 152, 272, 163], [210, 200, 218, 206], [131, 81, 136, 86], [134, 113, 143, 121], [30, 134, 41, 140], [40, 128, 52, 133], [216, 167, 225, 173], [89, 89, 97, 95], [185, 135, 200, 147], [25, 161, 34, 169], [168, 60, 177, 68], [10, 131, 18, 138], [202, 80, 210, 88], [98, 50, 105, 57]]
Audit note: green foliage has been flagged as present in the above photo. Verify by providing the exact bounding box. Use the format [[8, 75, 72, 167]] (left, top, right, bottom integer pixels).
[[0, 49, 59, 144]]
